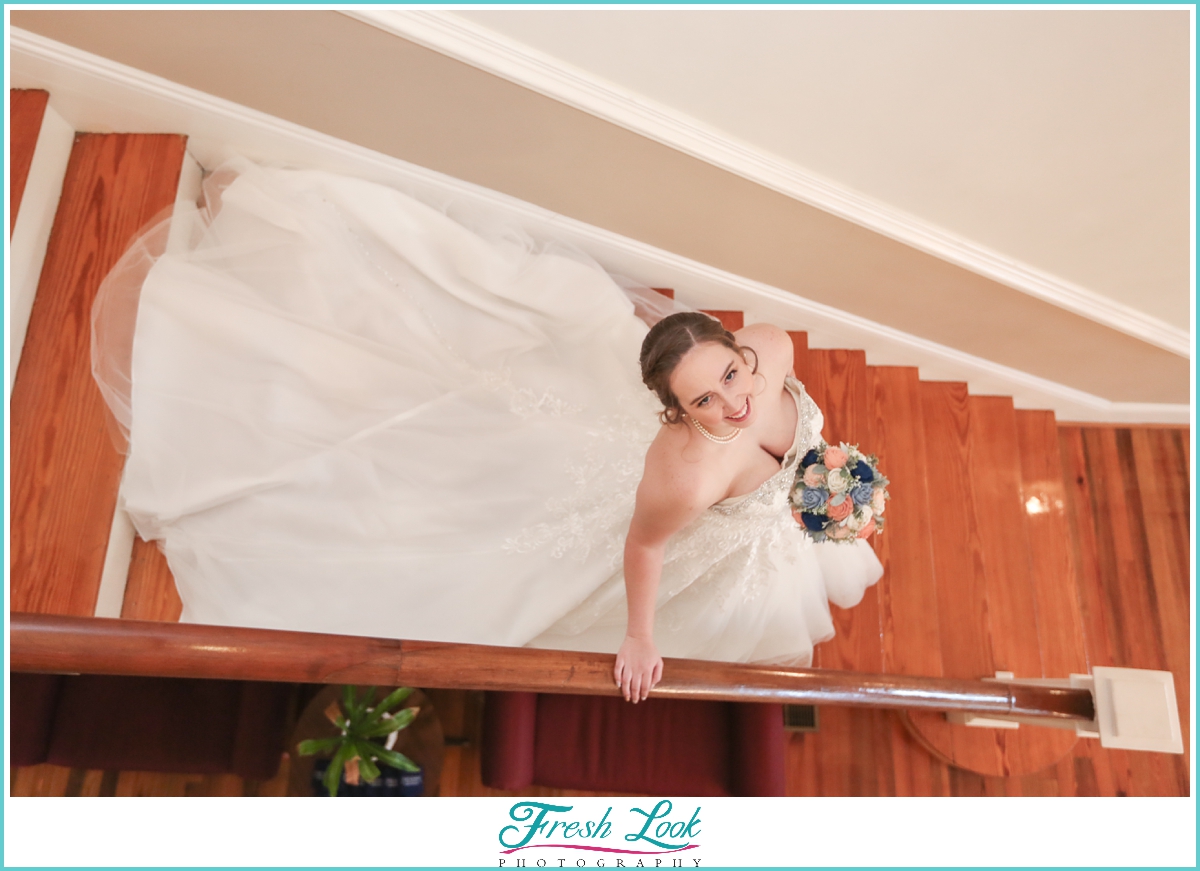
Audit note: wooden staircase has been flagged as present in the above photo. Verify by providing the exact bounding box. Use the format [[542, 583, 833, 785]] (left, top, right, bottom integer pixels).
[[8, 90, 1190, 796]]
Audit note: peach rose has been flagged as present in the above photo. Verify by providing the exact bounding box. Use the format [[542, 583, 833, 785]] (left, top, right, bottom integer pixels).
[[856, 517, 877, 539], [826, 497, 853, 522], [823, 446, 848, 469], [871, 489, 887, 514], [802, 466, 826, 488]]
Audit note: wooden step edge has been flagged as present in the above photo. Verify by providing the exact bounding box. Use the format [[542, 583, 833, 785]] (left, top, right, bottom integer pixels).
[[8, 96, 73, 394], [9, 88, 49, 232]]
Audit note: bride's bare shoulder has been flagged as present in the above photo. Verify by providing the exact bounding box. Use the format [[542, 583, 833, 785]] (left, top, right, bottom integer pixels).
[[639, 423, 725, 509], [733, 323, 793, 380]]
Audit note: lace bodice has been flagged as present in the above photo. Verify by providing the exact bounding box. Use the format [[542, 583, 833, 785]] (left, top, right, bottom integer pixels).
[[709, 374, 819, 516], [657, 375, 821, 600], [518, 374, 824, 635]]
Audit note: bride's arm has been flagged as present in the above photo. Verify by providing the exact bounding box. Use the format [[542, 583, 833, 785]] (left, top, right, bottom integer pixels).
[[615, 457, 709, 703]]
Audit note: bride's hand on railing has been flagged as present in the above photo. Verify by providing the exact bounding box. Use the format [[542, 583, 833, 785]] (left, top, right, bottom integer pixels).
[[615, 633, 663, 704]]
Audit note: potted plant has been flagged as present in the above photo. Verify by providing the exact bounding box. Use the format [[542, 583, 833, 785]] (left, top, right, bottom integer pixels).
[[298, 685, 421, 797]]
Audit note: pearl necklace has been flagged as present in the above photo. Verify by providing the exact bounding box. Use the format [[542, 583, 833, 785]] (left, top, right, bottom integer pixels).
[[689, 414, 742, 444]]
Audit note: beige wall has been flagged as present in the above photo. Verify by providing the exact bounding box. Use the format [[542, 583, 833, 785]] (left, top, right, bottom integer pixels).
[[460, 9, 1193, 330], [11, 9, 1189, 403]]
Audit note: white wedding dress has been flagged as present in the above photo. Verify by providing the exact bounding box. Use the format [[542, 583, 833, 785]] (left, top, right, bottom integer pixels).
[[94, 159, 882, 667]]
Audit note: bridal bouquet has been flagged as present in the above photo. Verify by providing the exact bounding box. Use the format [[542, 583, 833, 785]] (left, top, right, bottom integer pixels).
[[790, 442, 889, 543]]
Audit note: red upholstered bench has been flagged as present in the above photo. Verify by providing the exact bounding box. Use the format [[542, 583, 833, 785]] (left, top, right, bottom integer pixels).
[[481, 692, 785, 796], [10, 672, 297, 780]]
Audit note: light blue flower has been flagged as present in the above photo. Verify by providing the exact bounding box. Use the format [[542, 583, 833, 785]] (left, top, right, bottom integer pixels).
[[801, 487, 828, 510], [851, 483, 874, 506]]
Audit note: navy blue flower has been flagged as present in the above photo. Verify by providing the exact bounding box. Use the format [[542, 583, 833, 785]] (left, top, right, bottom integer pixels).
[[800, 449, 820, 469], [851, 460, 874, 482], [799, 511, 826, 532], [801, 487, 828, 510], [850, 483, 874, 506]]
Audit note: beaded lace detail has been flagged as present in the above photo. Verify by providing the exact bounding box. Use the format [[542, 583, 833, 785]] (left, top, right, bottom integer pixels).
[[512, 375, 823, 634]]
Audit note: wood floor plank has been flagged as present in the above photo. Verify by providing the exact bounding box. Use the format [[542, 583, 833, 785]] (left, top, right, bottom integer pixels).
[[10, 763, 72, 797], [1081, 428, 1168, 672], [1058, 427, 1113, 668], [1130, 428, 1191, 792], [10, 134, 187, 617], [1059, 425, 1188, 796], [120, 538, 183, 622], [9, 88, 50, 235], [867, 366, 942, 678]]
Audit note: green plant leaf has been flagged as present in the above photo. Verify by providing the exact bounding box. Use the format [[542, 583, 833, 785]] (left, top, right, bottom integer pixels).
[[324, 742, 357, 798], [354, 743, 382, 783], [342, 685, 358, 720], [363, 706, 418, 739], [370, 744, 420, 773], [362, 686, 413, 727], [297, 736, 342, 757]]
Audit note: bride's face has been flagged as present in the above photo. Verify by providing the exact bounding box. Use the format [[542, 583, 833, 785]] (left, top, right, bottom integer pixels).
[[669, 342, 757, 433]]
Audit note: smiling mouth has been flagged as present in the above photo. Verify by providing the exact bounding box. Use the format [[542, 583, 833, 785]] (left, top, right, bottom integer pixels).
[[726, 397, 751, 422]]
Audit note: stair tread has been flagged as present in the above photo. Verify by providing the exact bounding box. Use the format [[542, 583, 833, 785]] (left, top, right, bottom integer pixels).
[[805, 348, 881, 672], [787, 331, 808, 385], [700, 309, 743, 332], [1014, 410, 1090, 678], [912, 384, 1079, 776], [122, 538, 184, 622], [867, 365, 943, 678], [9, 88, 49, 236], [10, 133, 187, 617]]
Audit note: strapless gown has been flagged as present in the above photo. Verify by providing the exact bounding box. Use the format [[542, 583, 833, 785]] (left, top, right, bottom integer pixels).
[[93, 158, 883, 667]]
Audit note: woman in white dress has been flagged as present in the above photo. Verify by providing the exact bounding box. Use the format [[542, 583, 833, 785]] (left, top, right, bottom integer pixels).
[[93, 158, 883, 701]]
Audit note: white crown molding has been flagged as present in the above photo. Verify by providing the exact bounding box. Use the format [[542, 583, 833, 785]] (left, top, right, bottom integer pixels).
[[7, 27, 1190, 426], [344, 8, 1191, 360]]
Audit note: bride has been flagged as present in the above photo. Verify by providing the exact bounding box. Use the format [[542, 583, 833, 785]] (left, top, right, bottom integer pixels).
[[93, 158, 883, 702]]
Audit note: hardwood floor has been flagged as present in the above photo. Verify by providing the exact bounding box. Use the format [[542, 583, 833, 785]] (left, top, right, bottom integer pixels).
[[1059, 426, 1191, 797]]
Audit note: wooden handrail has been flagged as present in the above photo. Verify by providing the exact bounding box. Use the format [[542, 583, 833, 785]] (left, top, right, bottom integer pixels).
[[10, 613, 1095, 722]]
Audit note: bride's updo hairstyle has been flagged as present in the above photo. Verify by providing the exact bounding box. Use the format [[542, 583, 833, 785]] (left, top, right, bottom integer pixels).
[[640, 312, 759, 425]]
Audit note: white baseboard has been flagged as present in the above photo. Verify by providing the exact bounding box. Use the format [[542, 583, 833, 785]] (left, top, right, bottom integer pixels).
[[8, 27, 1190, 426], [348, 9, 1190, 360], [93, 500, 135, 619], [92, 152, 204, 619], [7, 101, 73, 395]]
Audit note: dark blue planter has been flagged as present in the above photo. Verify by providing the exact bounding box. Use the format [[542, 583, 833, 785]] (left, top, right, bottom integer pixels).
[[312, 757, 424, 797]]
